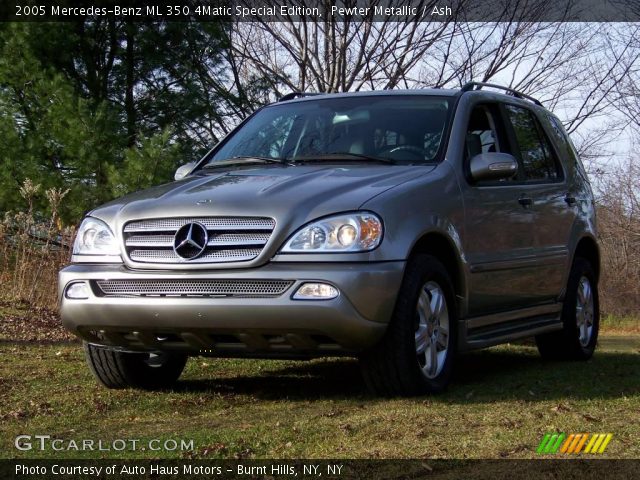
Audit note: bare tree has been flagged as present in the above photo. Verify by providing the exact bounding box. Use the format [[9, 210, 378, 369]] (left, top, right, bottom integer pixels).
[[226, 13, 638, 133], [173, 2, 640, 171], [595, 156, 640, 316], [615, 25, 640, 136], [228, 0, 454, 95]]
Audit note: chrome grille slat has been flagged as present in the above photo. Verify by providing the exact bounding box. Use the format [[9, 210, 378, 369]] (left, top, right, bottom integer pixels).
[[129, 248, 262, 263], [95, 279, 293, 297], [124, 217, 275, 232], [125, 235, 174, 247], [123, 216, 274, 265], [208, 233, 270, 247], [125, 233, 270, 248]]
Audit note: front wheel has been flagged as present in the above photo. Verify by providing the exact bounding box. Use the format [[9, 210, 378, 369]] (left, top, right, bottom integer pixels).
[[359, 254, 457, 396], [84, 342, 187, 390], [536, 257, 599, 360]]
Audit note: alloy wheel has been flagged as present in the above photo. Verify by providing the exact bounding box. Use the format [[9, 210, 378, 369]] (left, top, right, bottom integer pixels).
[[576, 276, 595, 347], [415, 281, 450, 379]]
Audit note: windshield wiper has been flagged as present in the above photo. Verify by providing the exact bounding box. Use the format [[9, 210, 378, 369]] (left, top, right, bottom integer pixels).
[[291, 153, 397, 165], [203, 156, 294, 169]]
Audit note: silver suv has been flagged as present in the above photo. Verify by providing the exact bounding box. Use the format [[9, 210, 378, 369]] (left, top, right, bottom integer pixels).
[[58, 83, 599, 396]]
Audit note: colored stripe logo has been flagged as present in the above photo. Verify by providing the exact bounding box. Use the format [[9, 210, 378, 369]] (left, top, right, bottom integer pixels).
[[537, 433, 613, 454]]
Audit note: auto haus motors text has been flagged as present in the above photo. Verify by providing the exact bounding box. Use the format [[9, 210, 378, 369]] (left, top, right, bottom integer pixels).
[[15, 464, 333, 476]]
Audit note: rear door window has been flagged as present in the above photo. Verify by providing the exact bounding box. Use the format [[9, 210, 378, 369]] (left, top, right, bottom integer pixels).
[[505, 105, 562, 182]]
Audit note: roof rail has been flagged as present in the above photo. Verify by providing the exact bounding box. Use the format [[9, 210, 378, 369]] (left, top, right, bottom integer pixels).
[[460, 82, 542, 106], [278, 92, 323, 102]]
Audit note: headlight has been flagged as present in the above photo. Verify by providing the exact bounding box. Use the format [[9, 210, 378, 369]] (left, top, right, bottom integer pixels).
[[73, 217, 120, 256], [282, 212, 383, 253]]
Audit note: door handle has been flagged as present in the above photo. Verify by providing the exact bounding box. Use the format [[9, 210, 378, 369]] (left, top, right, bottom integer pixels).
[[565, 195, 577, 206], [518, 196, 533, 207]]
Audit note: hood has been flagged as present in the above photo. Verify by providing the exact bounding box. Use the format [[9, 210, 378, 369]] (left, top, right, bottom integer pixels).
[[91, 164, 435, 228]]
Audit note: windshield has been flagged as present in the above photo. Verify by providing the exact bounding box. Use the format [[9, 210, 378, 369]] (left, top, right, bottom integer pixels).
[[203, 95, 451, 166]]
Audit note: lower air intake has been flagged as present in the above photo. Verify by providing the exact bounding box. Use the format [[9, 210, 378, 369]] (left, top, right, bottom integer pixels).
[[94, 279, 294, 298]]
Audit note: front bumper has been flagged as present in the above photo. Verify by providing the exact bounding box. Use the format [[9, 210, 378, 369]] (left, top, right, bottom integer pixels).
[[58, 262, 405, 357]]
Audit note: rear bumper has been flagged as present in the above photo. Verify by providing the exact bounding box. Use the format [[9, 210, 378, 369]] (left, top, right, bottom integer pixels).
[[58, 262, 405, 357]]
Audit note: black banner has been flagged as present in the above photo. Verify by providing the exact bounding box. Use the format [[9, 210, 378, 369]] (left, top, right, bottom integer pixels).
[[2, 459, 640, 480], [1, 0, 639, 22]]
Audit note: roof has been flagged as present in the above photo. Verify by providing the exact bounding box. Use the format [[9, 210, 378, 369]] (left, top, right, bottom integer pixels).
[[277, 88, 460, 104], [275, 84, 544, 109]]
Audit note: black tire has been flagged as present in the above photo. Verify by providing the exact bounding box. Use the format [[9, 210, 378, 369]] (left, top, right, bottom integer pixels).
[[535, 257, 599, 360], [84, 342, 187, 390], [359, 254, 457, 396]]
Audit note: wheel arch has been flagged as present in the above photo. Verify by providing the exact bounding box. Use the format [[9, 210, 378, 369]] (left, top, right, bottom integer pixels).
[[408, 231, 466, 315], [572, 235, 600, 282]]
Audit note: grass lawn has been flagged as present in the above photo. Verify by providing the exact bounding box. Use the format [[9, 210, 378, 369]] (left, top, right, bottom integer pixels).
[[0, 310, 639, 460]]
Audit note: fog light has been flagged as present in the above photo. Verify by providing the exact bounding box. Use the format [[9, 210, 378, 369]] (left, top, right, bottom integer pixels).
[[293, 282, 339, 300], [65, 281, 90, 299]]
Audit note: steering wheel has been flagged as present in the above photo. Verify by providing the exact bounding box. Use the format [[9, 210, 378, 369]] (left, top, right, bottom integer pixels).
[[379, 145, 428, 160]]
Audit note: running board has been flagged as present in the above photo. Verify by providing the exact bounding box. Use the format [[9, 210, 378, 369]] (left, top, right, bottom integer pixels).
[[461, 303, 563, 350]]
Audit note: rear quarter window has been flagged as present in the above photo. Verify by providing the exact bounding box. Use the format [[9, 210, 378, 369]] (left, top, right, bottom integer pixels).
[[546, 114, 588, 180]]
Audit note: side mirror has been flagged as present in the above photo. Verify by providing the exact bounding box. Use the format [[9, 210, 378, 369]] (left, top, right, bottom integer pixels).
[[469, 152, 518, 182], [174, 162, 196, 181]]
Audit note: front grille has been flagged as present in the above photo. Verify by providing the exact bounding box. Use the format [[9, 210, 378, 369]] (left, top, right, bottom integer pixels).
[[123, 216, 275, 264], [94, 279, 293, 298]]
